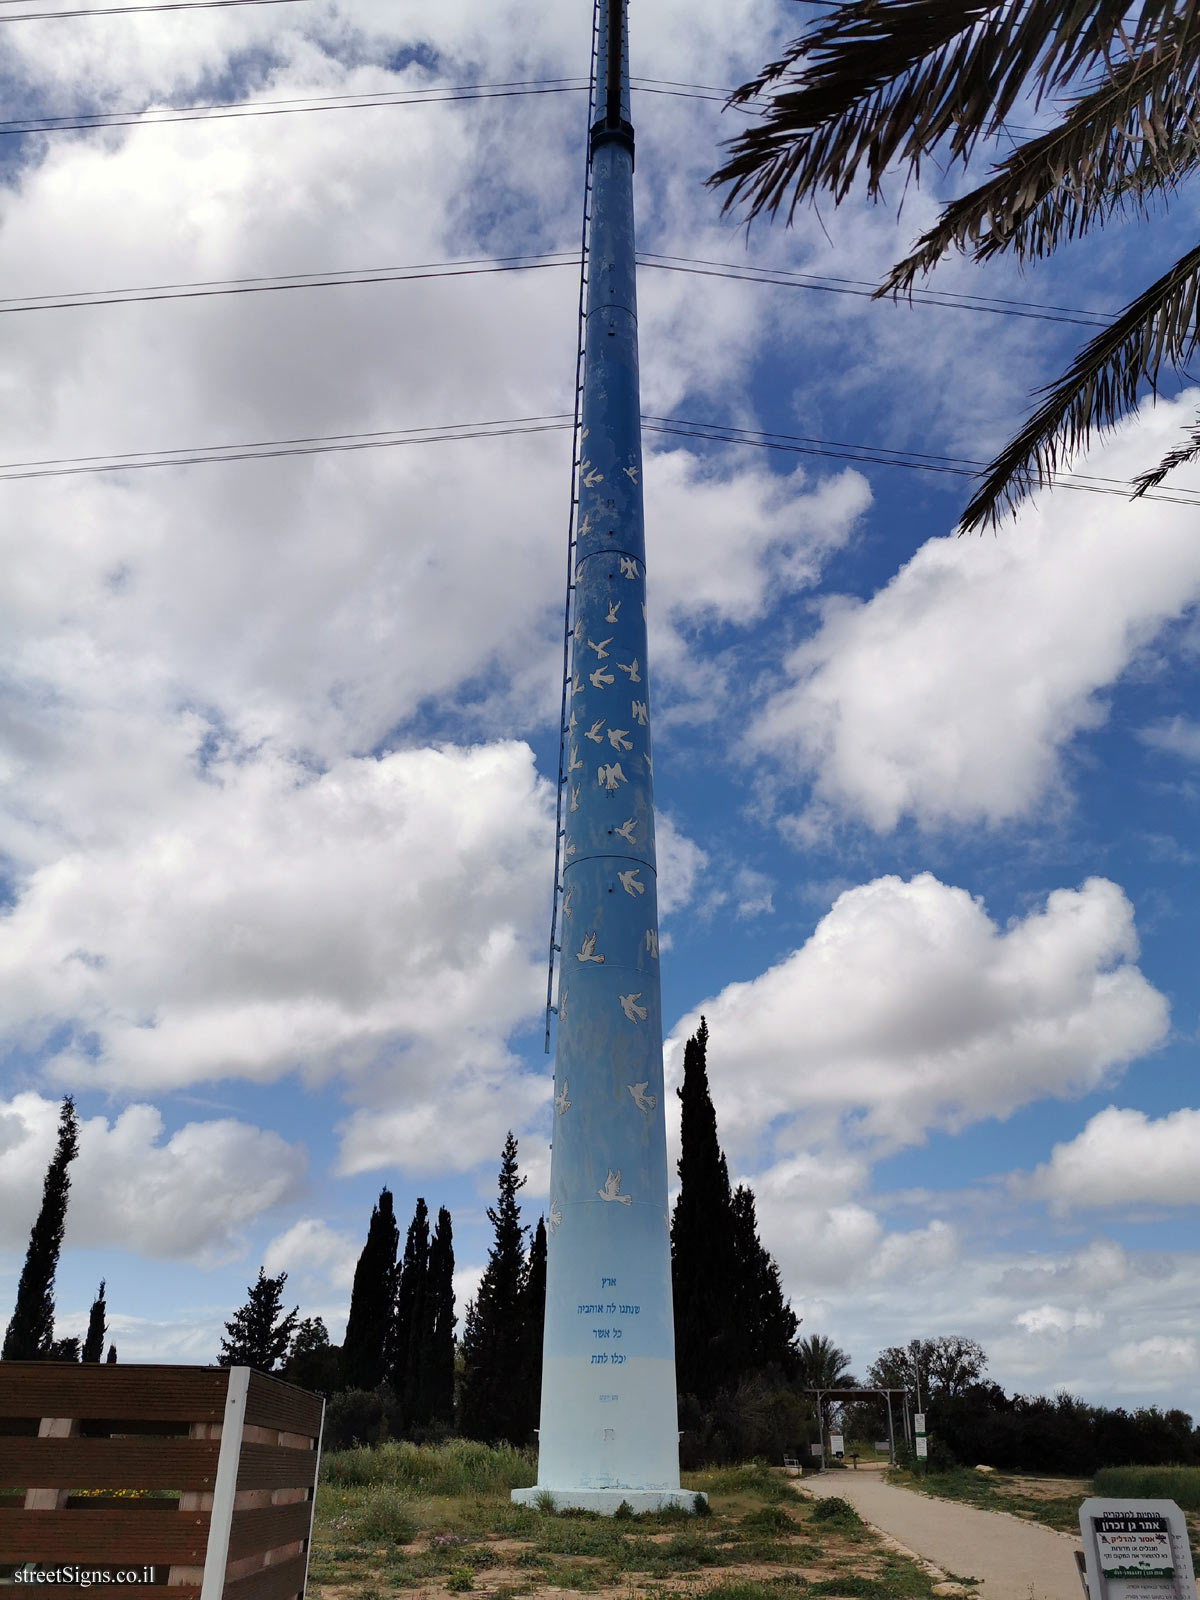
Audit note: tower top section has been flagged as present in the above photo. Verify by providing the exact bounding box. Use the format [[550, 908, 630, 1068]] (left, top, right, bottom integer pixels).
[[591, 0, 634, 164]]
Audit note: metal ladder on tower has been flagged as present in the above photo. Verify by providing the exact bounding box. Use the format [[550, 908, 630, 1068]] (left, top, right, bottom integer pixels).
[[545, 0, 602, 1054]]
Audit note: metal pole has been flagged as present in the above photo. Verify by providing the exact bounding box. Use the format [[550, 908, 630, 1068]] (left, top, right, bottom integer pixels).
[[513, 0, 687, 1514], [885, 1390, 895, 1468]]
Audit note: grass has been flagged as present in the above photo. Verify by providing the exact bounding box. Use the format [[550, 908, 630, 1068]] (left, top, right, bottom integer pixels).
[[1094, 1466, 1200, 1508], [307, 1443, 951, 1599]]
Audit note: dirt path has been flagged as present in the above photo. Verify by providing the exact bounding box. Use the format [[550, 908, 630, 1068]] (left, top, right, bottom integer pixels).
[[802, 1473, 1083, 1600]]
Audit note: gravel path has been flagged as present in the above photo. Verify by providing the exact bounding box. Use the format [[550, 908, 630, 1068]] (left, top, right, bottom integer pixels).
[[801, 1472, 1083, 1600]]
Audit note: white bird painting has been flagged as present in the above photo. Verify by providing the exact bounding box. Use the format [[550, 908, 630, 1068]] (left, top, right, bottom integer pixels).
[[568, 744, 582, 774], [549, 1200, 563, 1233], [576, 930, 605, 964], [598, 1169, 632, 1205], [619, 992, 647, 1022], [582, 462, 603, 488], [645, 928, 659, 958], [569, 785, 579, 812], [567, 709, 578, 733], [562, 887, 574, 918], [607, 727, 632, 752], [590, 667, 615, 688], [619, 556, 638, 579], [617, 657, 641, 683], [588, 637, 612, 659], [632, 700, 648, 725], [623, 463, 639, 483], [558, 986, 568, 1020], [572, 672, 583, 695], [644, 752, 653, 775], [618, 868, 643, 895], [614, 818, 636, 844], [578, 511, 592, 538], [555, 1080, 571, 1115], [627, 1082, 656, 1112], [598, 762, 627, 791], [574, 618, 583, 643], [565, 838, 577, 856], [605, 600, 621, 624], [585, 719, 605, 744]]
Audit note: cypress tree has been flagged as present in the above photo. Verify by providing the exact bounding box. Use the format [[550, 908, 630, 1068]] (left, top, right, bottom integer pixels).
[[106, 1344, 117, 1363], [514, 1215, 546, 1443], [82, 1280, 107, 1363], [47, 1336, 80, 1360], [671, 1019, 739, 1400], [3, 1096, 80, 1360], [342, 1188, 399, 1391], [459, 1132, 528, 1443], [418, 1207, 456, 1427], [218, 1268, 299, 1372], [730, 1186, 798, 1373], [390, 1198, 430, 1421]]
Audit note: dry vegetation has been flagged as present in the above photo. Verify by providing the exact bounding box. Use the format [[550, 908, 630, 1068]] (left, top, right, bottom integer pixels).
[[308, 1447, 964, 1600]]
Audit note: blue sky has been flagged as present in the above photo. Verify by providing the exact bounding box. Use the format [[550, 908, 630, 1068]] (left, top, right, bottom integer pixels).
[[2, 0, 1200, 1408]]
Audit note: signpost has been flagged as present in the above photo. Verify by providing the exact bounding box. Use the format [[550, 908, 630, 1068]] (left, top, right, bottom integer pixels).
[[1078, 1500, 1196, 1600], [914, 1412, 928, 1462]]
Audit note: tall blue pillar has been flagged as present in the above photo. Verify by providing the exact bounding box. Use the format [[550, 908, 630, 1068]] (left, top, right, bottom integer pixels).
[[512, 0, 694, 1514]]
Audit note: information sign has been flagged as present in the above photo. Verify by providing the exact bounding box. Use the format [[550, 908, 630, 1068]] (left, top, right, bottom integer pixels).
[[1094, 1513, 1173, 1579], [914, 1414, 926, 1435], [915, 1436, 928, 1459], [1078, 1499, 1197, 1600], [830, 1433, 844, 1458]]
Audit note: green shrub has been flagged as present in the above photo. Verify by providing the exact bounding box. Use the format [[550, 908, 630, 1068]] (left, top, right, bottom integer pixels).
[[341, 1485, 418, 1543], [1094, 1466, 1200, 1509], [811, 1496, 861, 1525], [740, 1504, 794, 1533], [446, 1569, 474, 1592], [321, 1438, 536, 1496]]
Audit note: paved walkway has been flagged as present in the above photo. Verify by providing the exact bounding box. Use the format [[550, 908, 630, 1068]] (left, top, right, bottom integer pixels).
[[801, 1473, 1083, 1600]]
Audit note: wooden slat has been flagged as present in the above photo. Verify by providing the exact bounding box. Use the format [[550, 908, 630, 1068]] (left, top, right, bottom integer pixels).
[[0, 1508, 211, 1563], [10, 1588, 197, 1600], [0, 1438, 220, 1490], [223, 1552, 309, 1600], [235, 1446, 318, 1492], [227, 1501, 312, 1561], [0, 1366, 230, 1423], [243, 1375, 322, 1439]]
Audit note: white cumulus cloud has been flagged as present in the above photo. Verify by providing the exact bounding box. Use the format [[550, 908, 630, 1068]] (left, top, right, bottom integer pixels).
[[666, 873, 1167, 1154], [1026, 1105, 1200, 1214], [0, 1093, 306, 1264], [750, 391, 1200, 832]]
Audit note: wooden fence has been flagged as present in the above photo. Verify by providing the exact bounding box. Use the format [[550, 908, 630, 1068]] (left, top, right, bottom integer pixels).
[[0, 1364, 324, 1600]]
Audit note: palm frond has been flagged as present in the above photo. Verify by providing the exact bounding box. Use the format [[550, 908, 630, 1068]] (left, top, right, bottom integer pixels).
[[958, 241, 1200, 530], [878, 33, 1200, 292], [710, 0, 1200, 227], [1130, 413, 1200, 496]]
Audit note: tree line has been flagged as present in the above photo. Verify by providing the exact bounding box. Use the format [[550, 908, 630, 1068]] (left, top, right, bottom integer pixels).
[[11, 1045, 1196, 1475]]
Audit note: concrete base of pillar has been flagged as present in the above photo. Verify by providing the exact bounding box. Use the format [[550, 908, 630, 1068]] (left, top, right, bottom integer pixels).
[[511, 1487, 704, 1515]]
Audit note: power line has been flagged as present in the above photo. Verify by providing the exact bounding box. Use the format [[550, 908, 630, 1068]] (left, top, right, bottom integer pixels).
[[640, 417, 1200, 504], [0, 246, 1115, 328], [1, 410, 1196, 505], [0, 81, 591, 136], [0, 75, 750, 137], [0, 0, 309, 20], [0, 254, 578, 314]]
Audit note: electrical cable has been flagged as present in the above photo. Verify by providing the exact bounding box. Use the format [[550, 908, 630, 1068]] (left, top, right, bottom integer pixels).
[[0, 76, 752, 137], [0, 0, 309, 19], [1, 410, 1197, 505], [0, 247, 1115, 327]]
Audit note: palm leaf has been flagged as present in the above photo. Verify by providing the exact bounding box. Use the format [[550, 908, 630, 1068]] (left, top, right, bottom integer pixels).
[[879, 23, 1200, 291], [709, 0, 1188, 224], [1130, 413, 1200, 496], [958, 240, 1200, 530]]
